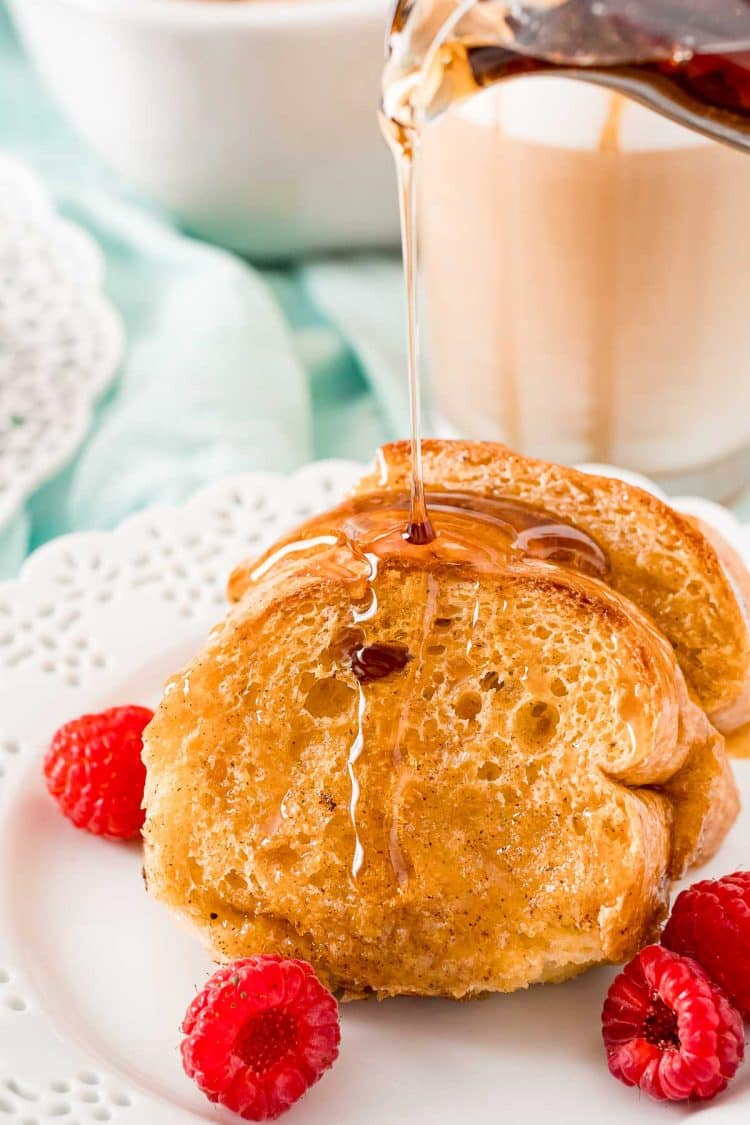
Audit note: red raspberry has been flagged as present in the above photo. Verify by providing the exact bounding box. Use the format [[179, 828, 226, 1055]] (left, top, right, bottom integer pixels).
[[662, 871, 750, 1019], [43, 705, 153, 840], [181, 955, 340, 1121], [602, 945, 744, 1102]]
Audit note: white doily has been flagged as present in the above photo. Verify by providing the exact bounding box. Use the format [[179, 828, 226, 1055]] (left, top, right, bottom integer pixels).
[[0, 460, 747, 1125], [0, 153, 123, 532]]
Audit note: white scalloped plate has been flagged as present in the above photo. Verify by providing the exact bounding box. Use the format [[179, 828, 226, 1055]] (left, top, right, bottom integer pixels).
[[0, 460, 748, 1125], [0, 153, 123, 533]]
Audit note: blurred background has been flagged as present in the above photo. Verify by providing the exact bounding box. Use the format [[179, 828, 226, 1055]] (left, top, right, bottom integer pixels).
[[0, 0, 408, 579], [3, 0, 750, 583]]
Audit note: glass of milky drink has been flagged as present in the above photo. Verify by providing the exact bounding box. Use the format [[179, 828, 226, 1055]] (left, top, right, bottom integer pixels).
[[383, 0, 750, 501]]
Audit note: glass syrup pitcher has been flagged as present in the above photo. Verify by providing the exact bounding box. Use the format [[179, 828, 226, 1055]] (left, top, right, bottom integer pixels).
[[383, 0, 750, 147], [382, 1, 750, 502]]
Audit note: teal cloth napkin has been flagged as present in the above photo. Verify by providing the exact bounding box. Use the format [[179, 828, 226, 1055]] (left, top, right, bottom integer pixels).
[[0, 5, 407, 578]]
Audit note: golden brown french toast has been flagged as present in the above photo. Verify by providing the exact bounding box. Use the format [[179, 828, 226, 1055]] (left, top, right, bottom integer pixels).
[[142, 445, 740, 998], [345, 441, 750, 728]]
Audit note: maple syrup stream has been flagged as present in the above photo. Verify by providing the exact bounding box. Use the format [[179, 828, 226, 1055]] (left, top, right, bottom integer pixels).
[[394, 130, 434, 545]]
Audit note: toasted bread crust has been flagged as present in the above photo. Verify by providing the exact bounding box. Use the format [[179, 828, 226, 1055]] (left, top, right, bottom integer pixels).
[[684, 515, 750, 736], [352, 441, 750, 720]]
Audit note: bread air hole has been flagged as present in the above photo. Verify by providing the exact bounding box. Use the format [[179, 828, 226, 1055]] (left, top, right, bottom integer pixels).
[[513, 700, 560, 750], [303, 677, 356, 718], [601, 816, 622, 843], [477, 761, 501, 781], [186, 858, 204, 885], [263, 844, 296, 870], [208, 756, 227, 783], [454, 691, 482, 720]]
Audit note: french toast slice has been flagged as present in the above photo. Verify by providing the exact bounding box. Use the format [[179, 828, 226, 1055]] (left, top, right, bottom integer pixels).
[[341, 441, 750, 729], [143, 545, 738, 998]]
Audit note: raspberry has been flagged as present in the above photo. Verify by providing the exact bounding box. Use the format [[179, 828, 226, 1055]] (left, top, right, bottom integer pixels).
[[181, 955, 340, 1121], [662, 871, 750, 1019], [602, 945, 744, 1101], [44, 705, 153, 840]]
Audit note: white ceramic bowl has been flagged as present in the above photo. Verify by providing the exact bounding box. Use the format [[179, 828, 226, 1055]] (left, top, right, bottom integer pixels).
[[8, 0, 398, 258]]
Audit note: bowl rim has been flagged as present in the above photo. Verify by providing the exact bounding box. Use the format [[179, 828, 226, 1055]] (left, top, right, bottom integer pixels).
[[19, 0, 389, 28]]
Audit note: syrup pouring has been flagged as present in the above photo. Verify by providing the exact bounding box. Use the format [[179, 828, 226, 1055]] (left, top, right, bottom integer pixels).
[[382, 0, 750, 539]]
